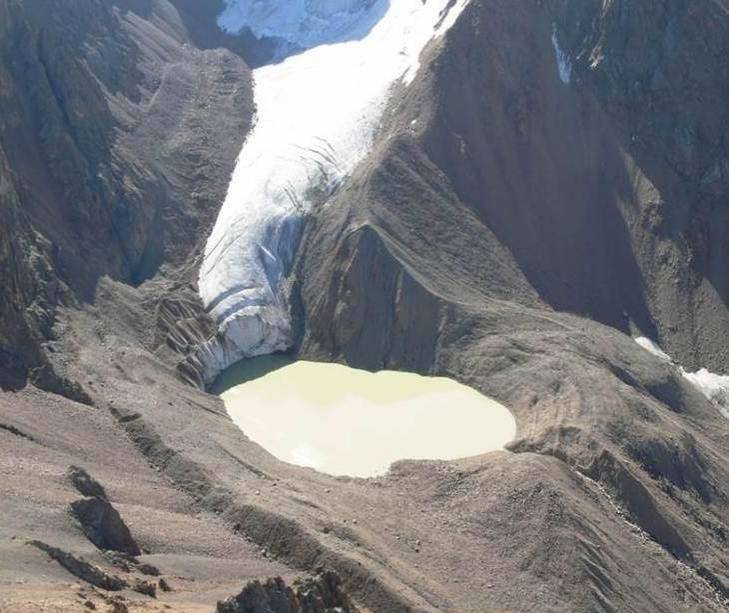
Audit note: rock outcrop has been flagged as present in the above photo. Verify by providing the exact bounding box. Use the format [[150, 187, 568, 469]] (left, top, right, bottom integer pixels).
[[29, 541, 127, 592], [0, 0, 252, 394], [68, 466, 108, 500], [70, 497, 140, 557], [217, 571, 357, 613]]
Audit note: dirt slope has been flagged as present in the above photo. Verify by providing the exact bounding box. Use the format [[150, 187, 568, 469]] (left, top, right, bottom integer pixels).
[[0, 0, 252, 394], [0, 0, 728, 611], [295, 0, 729, 607]]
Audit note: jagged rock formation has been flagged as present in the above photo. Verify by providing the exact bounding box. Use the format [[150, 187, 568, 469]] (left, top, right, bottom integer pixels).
[[68, 466, 109, 500], [0, 0, 252, 395], [29, 541, 127, 592], [217, 571, 357, 613], [70, 497, 141, 557], [29, 539, 160, 603]]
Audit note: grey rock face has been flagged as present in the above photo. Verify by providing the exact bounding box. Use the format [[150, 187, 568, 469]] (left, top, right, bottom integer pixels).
[[0, 0, 253, 394], [70, 497, 141, 557], [68, 466, 108, 500], [217, 571, 357, 613], [29, 541, 127, 592]]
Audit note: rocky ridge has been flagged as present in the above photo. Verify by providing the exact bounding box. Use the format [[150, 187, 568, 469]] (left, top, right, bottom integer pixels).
[[0, 0, 252, 396], [217, 570, 357, 613], [0, 0, 728, 612]]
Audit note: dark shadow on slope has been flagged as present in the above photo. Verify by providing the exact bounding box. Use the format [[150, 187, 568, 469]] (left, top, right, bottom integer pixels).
[[546, 0, 729, 370], [419, 1, 658, 340], [210, 352, 294, 395]]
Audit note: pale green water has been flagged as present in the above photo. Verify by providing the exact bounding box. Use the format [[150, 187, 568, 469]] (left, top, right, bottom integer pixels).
[[218, 357, 516, 478], [211, 353, 294, 395]]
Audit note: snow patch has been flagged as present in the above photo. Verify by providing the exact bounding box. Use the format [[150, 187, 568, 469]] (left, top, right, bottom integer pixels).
[[683, 369, 729, 420], [198, 0, 468, 384], [551, 25, 571, 85], [634, 337, 729, 419], [634, 336, 672, 362]]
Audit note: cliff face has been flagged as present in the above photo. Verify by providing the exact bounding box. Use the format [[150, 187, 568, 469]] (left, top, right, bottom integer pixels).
[[546, 0, 729, 371], [298, 0, 729, 372], [295, 0, 729, 607], [0, 145, 60, 390], [0, 0, 252, 393], [1, 1, 728, 612]]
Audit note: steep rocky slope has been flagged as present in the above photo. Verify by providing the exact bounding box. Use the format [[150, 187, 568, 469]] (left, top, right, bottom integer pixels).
[[547, 0, 729, 372], [295, 0, 729, 607], [0, 0, 252, 395], [1, 0, 728, 612]]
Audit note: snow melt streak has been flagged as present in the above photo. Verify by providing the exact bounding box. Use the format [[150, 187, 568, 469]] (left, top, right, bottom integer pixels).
[[551, 25, 571, 85], [198, 0, 468, 382]]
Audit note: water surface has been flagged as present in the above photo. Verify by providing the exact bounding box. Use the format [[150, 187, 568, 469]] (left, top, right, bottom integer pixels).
[[218, 357, 516, 478]]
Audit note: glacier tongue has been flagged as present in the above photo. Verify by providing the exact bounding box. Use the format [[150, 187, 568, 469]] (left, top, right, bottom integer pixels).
[[198, 0, 468, 385]]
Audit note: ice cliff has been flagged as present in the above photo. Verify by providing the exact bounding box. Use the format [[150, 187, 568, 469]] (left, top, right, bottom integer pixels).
[[197, 0, 468, 384]]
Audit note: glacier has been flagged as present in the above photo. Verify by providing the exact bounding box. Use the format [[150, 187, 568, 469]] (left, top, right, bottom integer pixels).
[[218, 0, 382, 51], [635, 337, 729, 420], [197, 0, 468, 384]]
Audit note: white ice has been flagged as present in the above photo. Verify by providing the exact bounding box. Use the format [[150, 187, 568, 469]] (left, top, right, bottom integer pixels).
[[551, 24, 571, 85], [682, 369, 729, 420], [634, 336, 673, 362], [198, 0, 468, 383], [634, 337, 729, 419], [218, 0, 379, 50]]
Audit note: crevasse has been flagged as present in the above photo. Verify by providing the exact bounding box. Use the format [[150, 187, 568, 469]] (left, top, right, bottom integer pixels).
[[197, 0, 468, 385]]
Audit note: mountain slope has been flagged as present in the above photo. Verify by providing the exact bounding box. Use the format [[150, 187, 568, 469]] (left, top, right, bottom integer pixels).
[[295, 0, 729, 607], [0, 0, 252, 395], [546, 0, 729, 372], [0, 0, 728, 611]]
